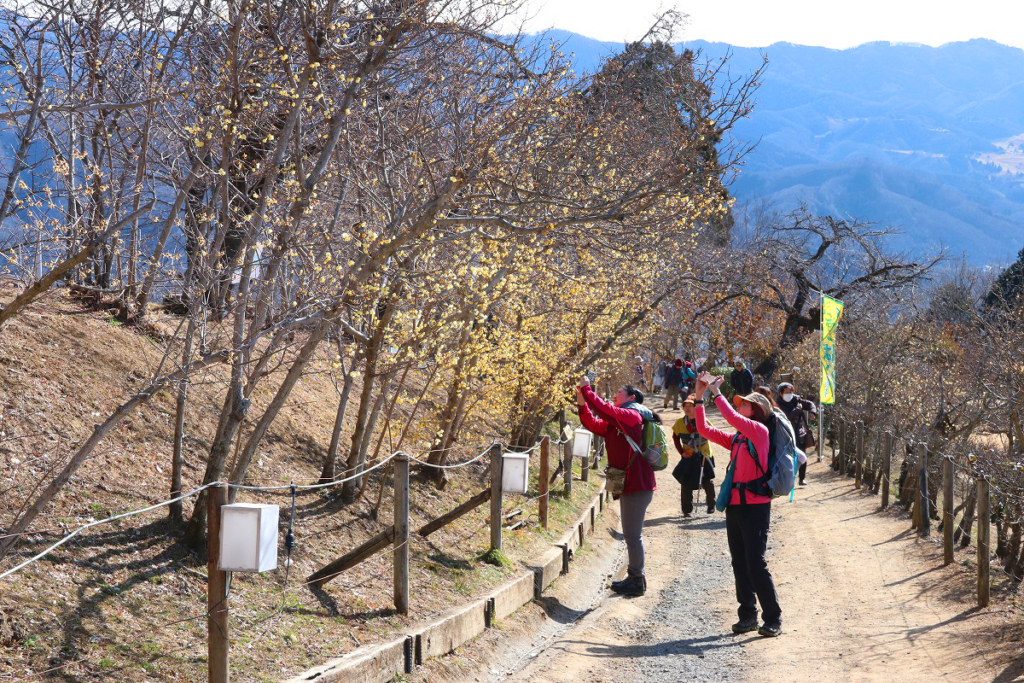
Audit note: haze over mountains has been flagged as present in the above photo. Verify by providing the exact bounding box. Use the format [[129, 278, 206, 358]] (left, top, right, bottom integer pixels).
[[546, 30, 1024, 265]]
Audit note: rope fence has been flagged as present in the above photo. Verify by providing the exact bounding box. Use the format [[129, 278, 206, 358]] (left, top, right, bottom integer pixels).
[[824, 411, 1024, 608], [0, 424, 604, 682]]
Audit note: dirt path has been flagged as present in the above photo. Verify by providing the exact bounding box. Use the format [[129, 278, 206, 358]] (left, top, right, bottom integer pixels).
[[486, 407, 1024, 683]]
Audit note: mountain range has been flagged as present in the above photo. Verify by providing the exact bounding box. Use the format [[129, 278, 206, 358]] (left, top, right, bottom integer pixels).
[[542, 30, 1024, 265]]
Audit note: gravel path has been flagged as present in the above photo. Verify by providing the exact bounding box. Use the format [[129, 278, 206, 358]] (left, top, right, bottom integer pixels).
[[504, 407, 751, 683], [416, 407, 1022, 683]]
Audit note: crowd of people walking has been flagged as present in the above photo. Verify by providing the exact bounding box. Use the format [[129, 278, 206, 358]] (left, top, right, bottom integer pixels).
[[576, 359, 818, 638]]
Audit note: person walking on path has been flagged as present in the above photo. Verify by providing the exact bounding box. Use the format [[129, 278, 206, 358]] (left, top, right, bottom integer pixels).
[[694, 371, 783, 637], [672, 395, 716, 517], [776, 383, 817, 485], [681, 358, 697, 396], [663, 359, 685, 410], [576, 378, 657, 597], [729, 360, 755, 399]]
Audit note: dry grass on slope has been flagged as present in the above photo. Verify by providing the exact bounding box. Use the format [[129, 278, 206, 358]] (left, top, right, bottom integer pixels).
[[0, 284, 601, 682]]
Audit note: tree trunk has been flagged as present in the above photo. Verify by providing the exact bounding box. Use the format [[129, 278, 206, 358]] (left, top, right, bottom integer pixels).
[[169, 313, 199, 523], [319, 347, 360, 482], [957, 488, 977, 548], [1004, 513, 1022, 577], [226, 321, 331, 497]]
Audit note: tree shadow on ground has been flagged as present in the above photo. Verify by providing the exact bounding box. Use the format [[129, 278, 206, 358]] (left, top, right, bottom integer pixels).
[[883, 564, 943, 587], [41, 519, 203, 681], [644, 515, 725, 531], [871, 528, 915, 546], [562, 632, 743, 659], [534, 595, 595, 625]]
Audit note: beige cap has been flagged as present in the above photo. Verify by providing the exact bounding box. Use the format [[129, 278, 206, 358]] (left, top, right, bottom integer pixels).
[[740, 392, 773, 420]]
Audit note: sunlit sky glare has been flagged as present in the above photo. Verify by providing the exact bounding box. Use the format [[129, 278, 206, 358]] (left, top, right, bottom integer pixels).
[[501, 0, 1024, 50]]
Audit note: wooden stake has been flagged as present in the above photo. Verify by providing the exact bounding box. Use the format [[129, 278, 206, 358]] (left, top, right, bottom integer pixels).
[[942, 456, 954, 566], [490, 444, 502, 552], [539, 436, 549, 529], [977, 478, 991, 607], [207, 483, 229, 683], [881, 431, 892, 509], [855, 421, 864, 489], [560, 410, 572, 496], [393, 453, 410, 615], [919, 442, 930, 537], [581, 433, 590, 483]]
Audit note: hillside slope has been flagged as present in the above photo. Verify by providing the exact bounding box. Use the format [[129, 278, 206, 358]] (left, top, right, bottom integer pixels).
[[0, 288, 597, 682]]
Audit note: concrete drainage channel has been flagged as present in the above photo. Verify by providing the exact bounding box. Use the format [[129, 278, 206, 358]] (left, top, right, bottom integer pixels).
[[284, 484, 611, 683]]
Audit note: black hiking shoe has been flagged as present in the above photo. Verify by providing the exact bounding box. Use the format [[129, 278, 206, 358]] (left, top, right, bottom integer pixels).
[[731, 618, 759, 634], [758, 622, 782, 637], [610, 575, 644, 591], [611, 575, 646, 597], [706, 502, 715, 514]]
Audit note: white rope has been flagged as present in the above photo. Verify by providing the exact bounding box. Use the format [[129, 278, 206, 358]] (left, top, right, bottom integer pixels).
[[408, 443, 494, 470], [0, 431, 577, 580], [229, 451, 402, 491], [0, 482, 219, 582]]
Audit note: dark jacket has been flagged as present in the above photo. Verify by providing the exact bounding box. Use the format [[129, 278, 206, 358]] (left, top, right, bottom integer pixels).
[[730, 367, 754, 396], [778, 394, 817, 448], [665, 365, 684, 387]]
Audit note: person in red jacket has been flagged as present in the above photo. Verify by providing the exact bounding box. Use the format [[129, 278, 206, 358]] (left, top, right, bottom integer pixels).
[[694, 371, 782, 637], [576, 376, 657, 597]]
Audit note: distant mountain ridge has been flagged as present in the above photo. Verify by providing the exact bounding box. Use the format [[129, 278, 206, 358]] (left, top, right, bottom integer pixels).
[[538, 31, 1024, 265]]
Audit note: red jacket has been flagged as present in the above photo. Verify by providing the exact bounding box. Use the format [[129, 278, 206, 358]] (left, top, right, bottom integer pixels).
[[696, 394, 771, 505], [577, 385, 657, 495]]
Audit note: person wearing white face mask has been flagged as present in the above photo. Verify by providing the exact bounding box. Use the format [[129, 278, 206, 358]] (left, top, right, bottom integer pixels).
[[776, 383, 817, 486]]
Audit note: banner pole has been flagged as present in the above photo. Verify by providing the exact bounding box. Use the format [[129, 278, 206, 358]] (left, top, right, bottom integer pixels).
[[818, 291, 825, 462]]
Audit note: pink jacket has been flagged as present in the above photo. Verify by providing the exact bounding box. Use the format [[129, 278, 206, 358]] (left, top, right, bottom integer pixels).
[[695, 394, 772, 505], [577, 386, 657, 495]]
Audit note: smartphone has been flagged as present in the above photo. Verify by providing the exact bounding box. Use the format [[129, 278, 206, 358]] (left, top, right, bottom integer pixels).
[[585, 370, 597, 383]]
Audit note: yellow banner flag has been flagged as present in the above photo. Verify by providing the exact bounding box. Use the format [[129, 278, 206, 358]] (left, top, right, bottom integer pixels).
[[820, 294, 845, 404]]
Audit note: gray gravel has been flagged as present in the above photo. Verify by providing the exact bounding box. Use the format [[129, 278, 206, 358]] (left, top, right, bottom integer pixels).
[[630, 514, 750, 681]]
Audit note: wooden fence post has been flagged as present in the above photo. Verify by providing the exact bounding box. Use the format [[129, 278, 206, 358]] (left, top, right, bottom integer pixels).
[[845, 421, 854, 476], [539, 436, 549, 529], [207, 483, 229, 683], [828, 418, 837, 468], [855, 421, 864, 489], [881, 431, 892, 509], [919, 442, 930, 537], [581, 432, 590, 483], [942, 456, 954, 566], [834, 418, 843, 472], [490, 444, 503, 552], [977, 477, 990, 607], [393, 453, 410, 615], [561, 412, 573, 496]]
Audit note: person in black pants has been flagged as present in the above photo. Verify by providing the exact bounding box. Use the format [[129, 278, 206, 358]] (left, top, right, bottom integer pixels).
[[777, 382, 817, 485], [694, 372, 782, 637]]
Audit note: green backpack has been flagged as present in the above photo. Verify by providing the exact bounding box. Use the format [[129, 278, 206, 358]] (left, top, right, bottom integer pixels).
[[622, 413, 669, 472]]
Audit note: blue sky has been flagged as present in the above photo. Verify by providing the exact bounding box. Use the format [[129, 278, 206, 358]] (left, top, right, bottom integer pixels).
[[503, 0, 1024, 49]]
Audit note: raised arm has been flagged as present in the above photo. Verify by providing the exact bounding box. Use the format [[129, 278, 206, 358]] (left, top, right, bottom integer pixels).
[[576, 387, 610, 437], [694, 403, 735, 451], [581, 385, 641, 429], [799, 397, 818, 414]]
